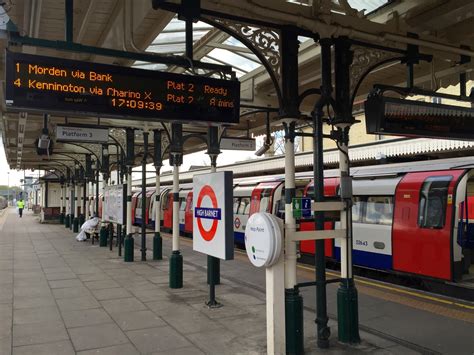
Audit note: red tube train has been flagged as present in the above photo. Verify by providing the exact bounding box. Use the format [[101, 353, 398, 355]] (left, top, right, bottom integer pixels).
[[102, 157, 474, 283]]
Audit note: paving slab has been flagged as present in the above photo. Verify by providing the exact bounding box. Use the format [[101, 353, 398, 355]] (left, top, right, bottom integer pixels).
[[13, 305, 61, 325], [12, 340, 75, 355], [109, 309, 166, 331], [76, 343, 140, 355], [68, 323, 129, 351], [12, 320, 69, 347], [61, 308, 113, 328], [100, 297, 147, 313], [126, 326, 193, 354]]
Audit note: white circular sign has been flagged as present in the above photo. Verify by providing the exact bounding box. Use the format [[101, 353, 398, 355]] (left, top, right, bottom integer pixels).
[[245, 212, 282, 267]]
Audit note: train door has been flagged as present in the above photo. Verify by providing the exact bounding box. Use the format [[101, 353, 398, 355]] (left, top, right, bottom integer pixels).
[[133, 192, 143, 226], [335, 177, 401, 270], [300, 178, 339, 258], [184, 191, 193, 235], [149, 187, 169, 229], [144, 189, 155, 227], [233, 185, 255, 244], [149, 191, 157, 229], [392, 170, 464, 281], [452, 172, 474, 281], [178, 187, 191, 234], [162, 191, 173, 232]]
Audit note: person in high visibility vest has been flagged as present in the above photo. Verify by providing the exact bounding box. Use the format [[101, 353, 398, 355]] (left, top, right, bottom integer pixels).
[[17, 199, 25, 218]]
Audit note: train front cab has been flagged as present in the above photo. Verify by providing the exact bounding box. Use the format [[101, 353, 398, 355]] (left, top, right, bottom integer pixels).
[[393, 169, 473, 282]]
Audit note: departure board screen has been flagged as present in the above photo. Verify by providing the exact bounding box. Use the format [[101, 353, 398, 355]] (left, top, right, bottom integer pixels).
[[5, 51, 240, 124]]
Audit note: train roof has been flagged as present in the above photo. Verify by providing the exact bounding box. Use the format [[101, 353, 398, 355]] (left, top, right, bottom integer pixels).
[[134, 155, 474, 188]]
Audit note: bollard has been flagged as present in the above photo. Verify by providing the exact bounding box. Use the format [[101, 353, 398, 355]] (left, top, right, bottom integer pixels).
[[79, 214, 85, 227], [99, 226, 108, 247], [59, 213, 64, 224], [124, 235, 134, 262], [153, 232, 162, 260], [169, 251, 183, 288], [73, 217, 79, 233], [285, 288, 304, 355], [65, 214, 70, 228], [337, 279, 360, 344]]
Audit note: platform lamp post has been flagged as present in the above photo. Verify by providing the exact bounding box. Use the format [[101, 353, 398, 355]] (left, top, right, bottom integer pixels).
[[99, 144, 110, 247], [153, 129, 163, 260], [334, 36, 360, 344], [169, 123, 183, 289], [124, 128, 135, 262], [207, 126, 221, 285]]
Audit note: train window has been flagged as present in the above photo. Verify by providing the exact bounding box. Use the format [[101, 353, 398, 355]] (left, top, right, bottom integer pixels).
[[363, 196, 393, 225], [418, 176, 452, 229], [179, 198, 186, 211], [240, 197, 251, 215], [161, 194, 169, 210], [233, 198, 240, 214], [259, 189, 273, 213], [352, 196, 363, 223]]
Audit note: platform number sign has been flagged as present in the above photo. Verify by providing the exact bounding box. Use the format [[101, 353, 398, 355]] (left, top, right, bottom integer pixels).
[[293, 197, 312, 218], [193, 171, 234, 260]]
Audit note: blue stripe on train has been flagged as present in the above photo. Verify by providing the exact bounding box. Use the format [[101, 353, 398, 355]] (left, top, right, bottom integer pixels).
[[179, 223, 185, 232], [134, 217, 143, 226], [334, 247, 392, 270], [234, 231, 245, 245]]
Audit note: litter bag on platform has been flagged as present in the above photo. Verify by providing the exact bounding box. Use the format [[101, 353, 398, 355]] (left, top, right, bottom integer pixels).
[[76, 217, 100, 242]]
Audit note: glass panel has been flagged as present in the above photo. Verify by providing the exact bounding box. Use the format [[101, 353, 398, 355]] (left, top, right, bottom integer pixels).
[[179, 198, 186, 211], [352, 196, 364, 223], [233, 198, 240, 214], [207, 48, 261, 72], [239, 197, 251, 215], [418, 176, 452, 228], [363, 196, 393, 225]]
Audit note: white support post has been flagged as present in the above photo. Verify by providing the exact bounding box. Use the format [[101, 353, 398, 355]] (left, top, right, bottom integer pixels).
[[284, 137, 297, 290], [155, 174, 160, 235], [102, 179, 107, 226], [126, 173, 132, 235], [172, 164, 179, 252], [338, 133, 352, 279], [84, 182, 89, 221], [74, 184, 79, 219]]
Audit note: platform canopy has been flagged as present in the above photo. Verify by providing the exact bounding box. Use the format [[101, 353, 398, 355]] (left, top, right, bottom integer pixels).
[[1, 0, 474, 174]]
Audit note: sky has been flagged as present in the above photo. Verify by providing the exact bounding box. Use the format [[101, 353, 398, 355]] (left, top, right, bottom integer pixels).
[[0, 137, 39, 186]]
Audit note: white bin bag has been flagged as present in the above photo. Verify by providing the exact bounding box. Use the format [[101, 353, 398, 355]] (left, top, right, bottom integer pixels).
[[76, 217, 100, 241]]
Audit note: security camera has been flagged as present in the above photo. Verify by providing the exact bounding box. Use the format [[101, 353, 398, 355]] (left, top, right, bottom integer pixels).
[[255, 138, 274, 157]]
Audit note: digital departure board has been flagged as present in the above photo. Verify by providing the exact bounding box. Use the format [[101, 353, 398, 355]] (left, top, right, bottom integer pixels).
[[5, 51, 240, 124], [365, 93, 474, 140]]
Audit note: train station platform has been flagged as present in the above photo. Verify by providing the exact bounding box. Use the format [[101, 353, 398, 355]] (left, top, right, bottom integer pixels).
[[0, 208, 472, 355]]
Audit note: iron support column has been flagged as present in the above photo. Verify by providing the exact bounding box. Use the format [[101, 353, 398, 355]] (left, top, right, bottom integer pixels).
[[70, 182, 76, 231], [153, 130, 163, 260], [141, 131, 149, 261], [99, 177, 108, 247], [73, 182, 79, 232], [65, 183, 70, 228], [59, 183, 65, 224], [314, 38, 332, 349], [124, 169, 134, 262], [281, 26, 303, 355], [124, 129, 135, 262], [169, 124, 183, 289], [334, 37, 360, 344]]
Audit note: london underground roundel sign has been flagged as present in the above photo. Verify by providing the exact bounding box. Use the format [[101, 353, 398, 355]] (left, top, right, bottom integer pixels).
[[193, 171, 234, 260]]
